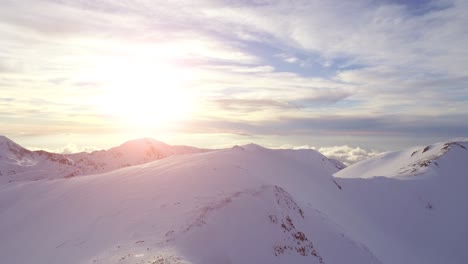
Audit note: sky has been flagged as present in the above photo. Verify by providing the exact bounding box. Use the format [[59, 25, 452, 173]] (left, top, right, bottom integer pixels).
[[1, 0, 468, 163]]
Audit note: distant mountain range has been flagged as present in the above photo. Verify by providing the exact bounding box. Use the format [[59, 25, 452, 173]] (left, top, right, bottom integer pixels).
[[0, 136, 209, 182]]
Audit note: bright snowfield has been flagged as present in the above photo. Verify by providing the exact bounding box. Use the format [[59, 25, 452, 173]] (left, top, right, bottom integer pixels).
[[0, 137, 467, 264]]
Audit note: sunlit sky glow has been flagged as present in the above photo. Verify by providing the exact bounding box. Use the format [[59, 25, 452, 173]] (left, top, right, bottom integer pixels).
[[1, 0, 468, 155]]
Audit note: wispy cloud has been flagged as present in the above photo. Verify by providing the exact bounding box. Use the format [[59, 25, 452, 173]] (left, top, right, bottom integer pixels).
[[1, 0, 467, 150]]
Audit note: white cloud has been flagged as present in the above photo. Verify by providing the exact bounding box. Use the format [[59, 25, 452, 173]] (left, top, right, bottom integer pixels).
[[201, 0, 468, 103], [284, 57, 298, 63], [316, 145, 380, 166], [277, 144, 379, 165], [27, 144, 99, 154], [1, 0, 467, 147], [59, 144, 99, 154], [209, 0, 468, 76]]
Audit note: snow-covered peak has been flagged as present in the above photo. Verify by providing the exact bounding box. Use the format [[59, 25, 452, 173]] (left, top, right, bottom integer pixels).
[[0, 135, 31, 157], [335, 139, 468, 179], [116, 137, 171, 150], [0, 136, 209, 182], [241, 143, 267, 151], [0, 135, 34, 167]]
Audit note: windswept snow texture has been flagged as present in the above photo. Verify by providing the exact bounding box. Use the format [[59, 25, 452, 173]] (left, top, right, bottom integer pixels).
[[1, 136, 467, 264]]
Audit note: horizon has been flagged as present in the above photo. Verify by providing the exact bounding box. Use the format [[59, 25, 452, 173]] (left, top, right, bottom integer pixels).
[[3, 127, 468, 264], [1, 0, 468, 164], [2, 133, 467, 166]]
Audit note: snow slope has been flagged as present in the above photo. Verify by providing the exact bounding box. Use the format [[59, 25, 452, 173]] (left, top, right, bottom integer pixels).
[[0, 144, 374, 264], [0, 136, 208, 183], [332, 139, 468, 263], [335, 139, 468, 178], [0, 138, 467, 264]]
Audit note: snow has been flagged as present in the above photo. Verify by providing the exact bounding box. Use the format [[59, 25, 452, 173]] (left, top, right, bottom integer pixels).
[[335, 139, 468, 179], [332, 139, 468, 263], [0, 137, 209, 183], [0, 136, 467, 264]]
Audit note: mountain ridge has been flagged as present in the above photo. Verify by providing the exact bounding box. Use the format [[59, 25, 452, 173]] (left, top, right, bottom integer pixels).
[[0, 136, 344, 183], [335, 138, 468, 179], [0, 136, 211, 182], [1, 136, 467, 263]]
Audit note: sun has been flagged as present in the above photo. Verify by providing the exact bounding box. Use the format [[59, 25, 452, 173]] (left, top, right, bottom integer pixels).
[[93, 60, 194, 130]]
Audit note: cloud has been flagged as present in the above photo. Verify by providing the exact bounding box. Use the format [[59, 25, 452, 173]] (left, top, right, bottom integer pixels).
[[276, 53, 300, 64], [209, 89, 351, 113], [28, 143, 99, 154], [214, 0, 468, 74], [278, 143, 380, 165], [291, 92, 352, 107], [316, 145, 380, 165], [59, 144, 99, 154], [200, 0, 468, 110], [284, 57, 299, 63], [178, 113, 468, 141], [212, 98, 300, 112], [1, 0, 467, 150]]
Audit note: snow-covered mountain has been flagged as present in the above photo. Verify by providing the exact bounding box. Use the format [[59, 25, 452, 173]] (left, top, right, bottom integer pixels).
[[331, 139, 468, 264], [0, 136, 209, 183], [335, 139, 468, 178], [0, 137, 467, 264]]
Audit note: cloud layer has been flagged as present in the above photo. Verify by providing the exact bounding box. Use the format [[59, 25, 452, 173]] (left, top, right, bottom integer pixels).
[[317, 145, 381, 166], [1, 0, 467, 150]]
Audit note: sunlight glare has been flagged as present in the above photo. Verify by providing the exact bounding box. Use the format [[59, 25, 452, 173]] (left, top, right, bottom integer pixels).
[[95, 60, 194, 130]]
